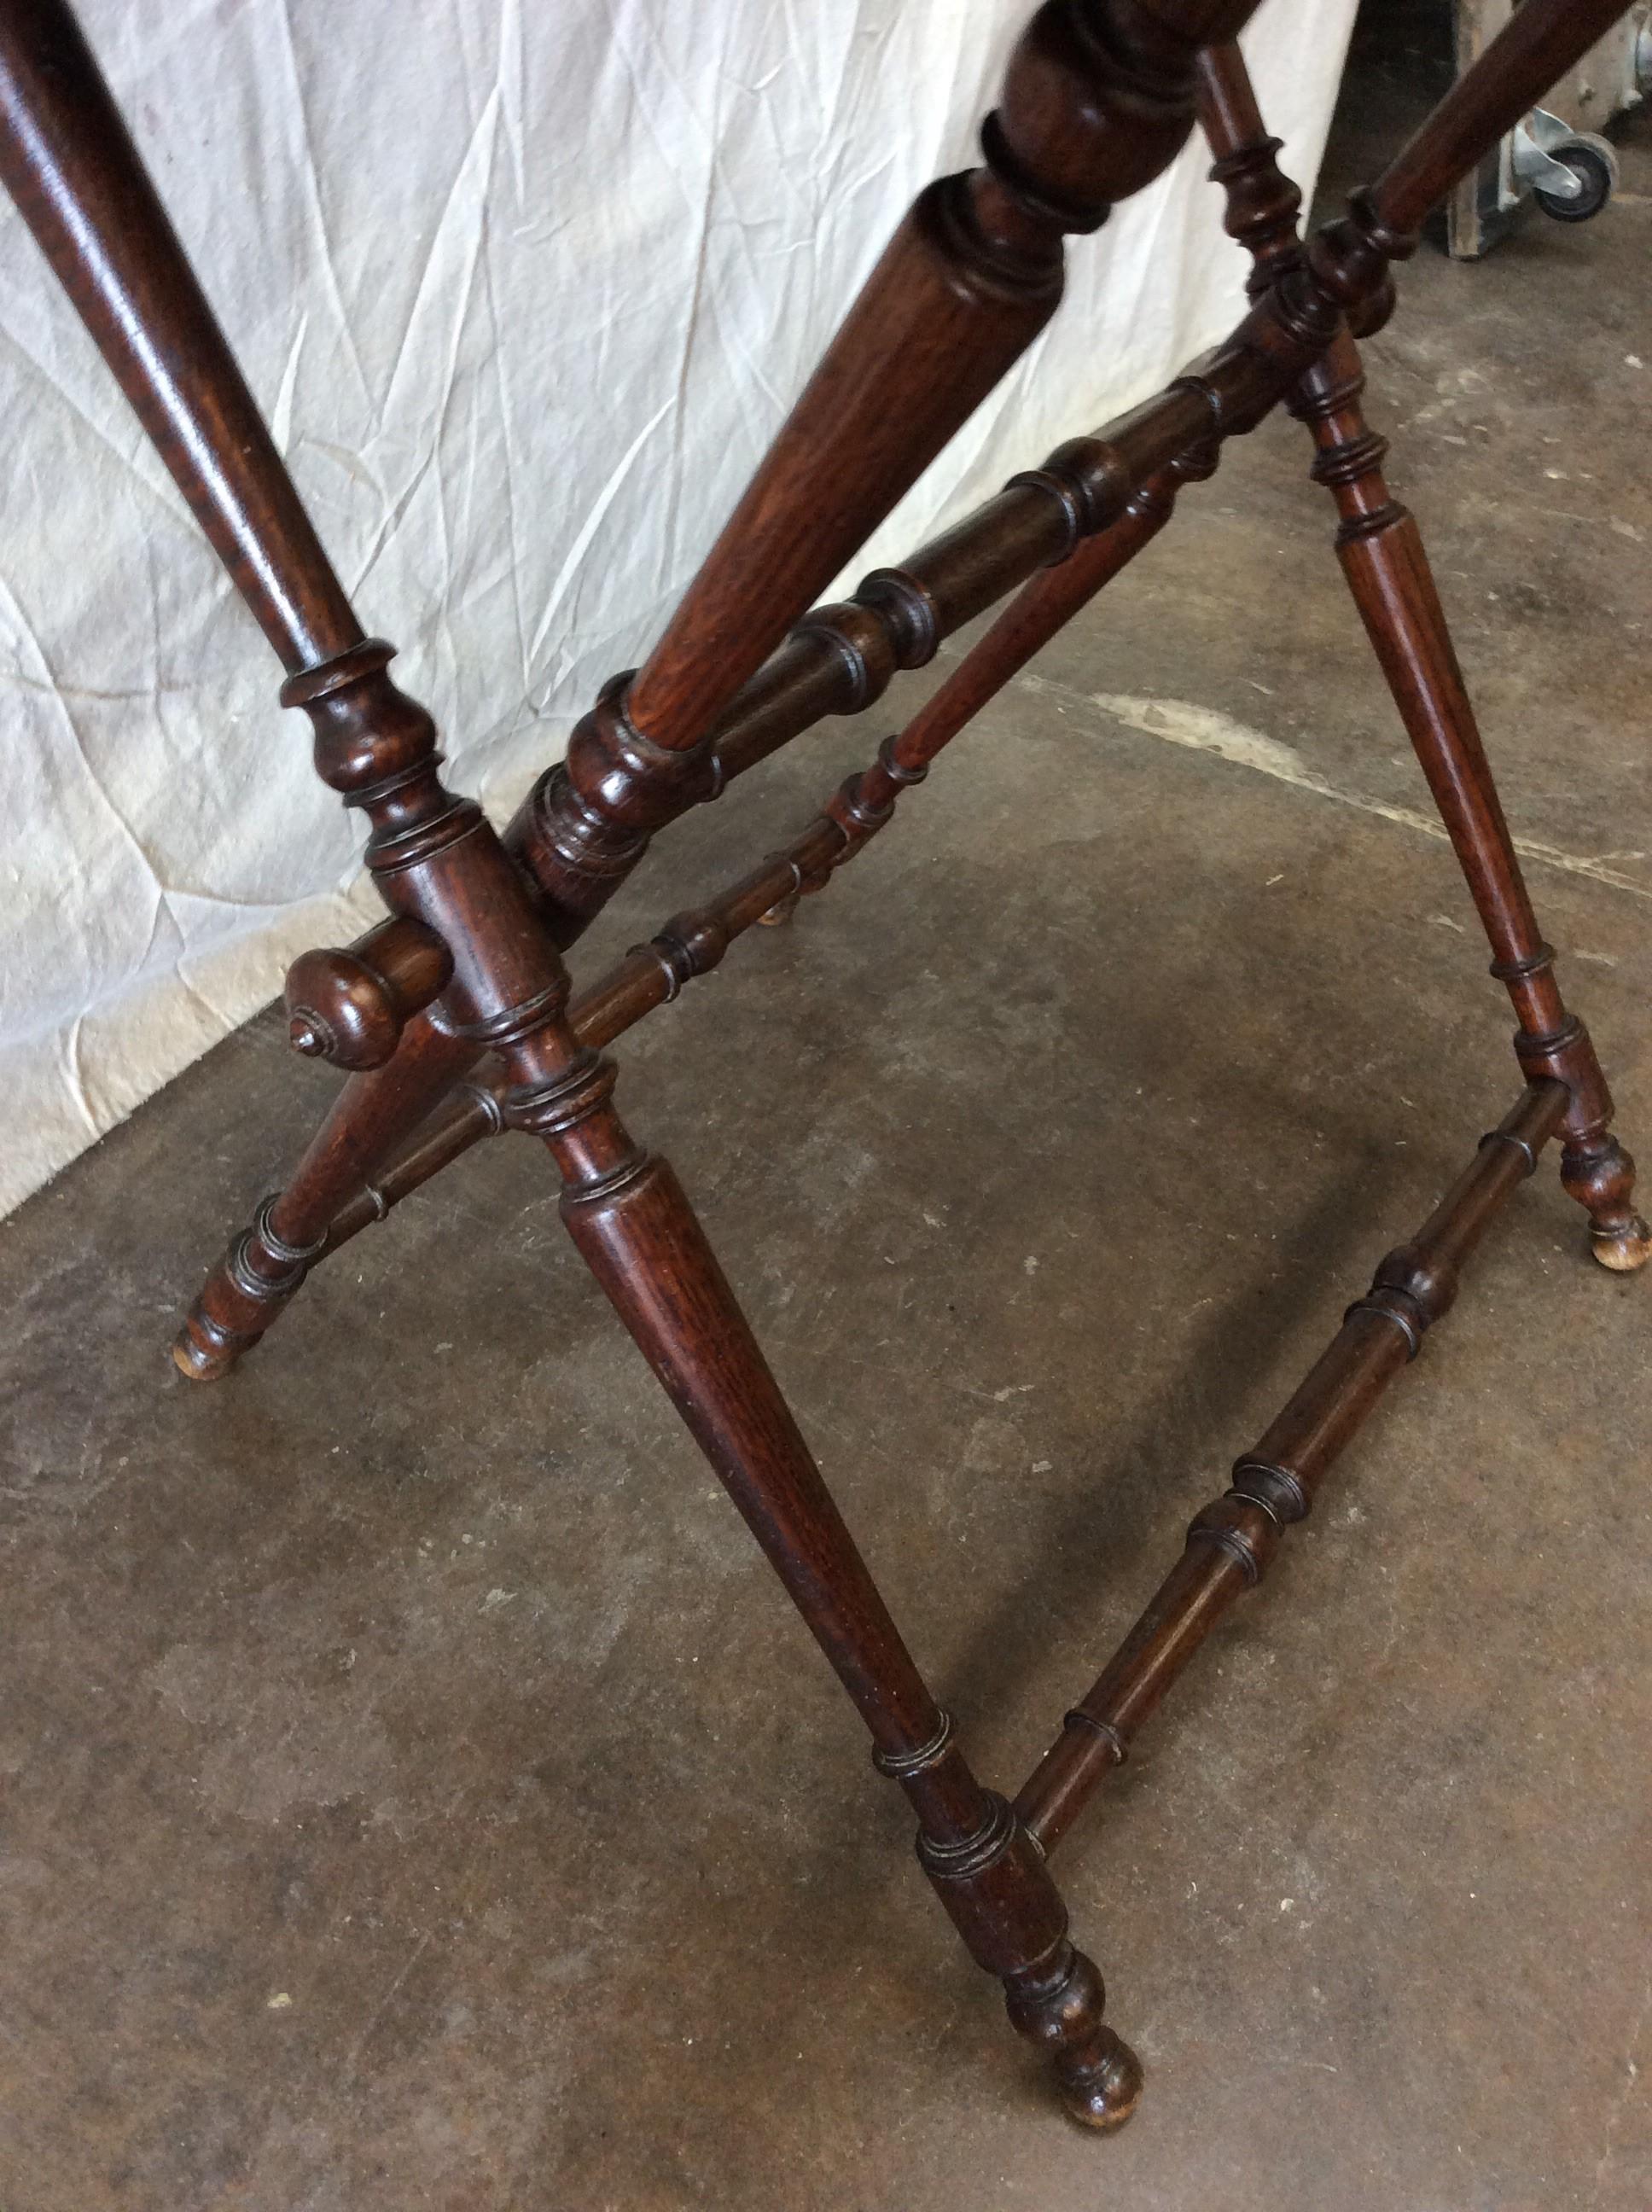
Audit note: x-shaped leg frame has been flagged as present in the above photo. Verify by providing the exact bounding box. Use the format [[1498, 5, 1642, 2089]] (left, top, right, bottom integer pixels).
[[3, 0, 1643, 2128]]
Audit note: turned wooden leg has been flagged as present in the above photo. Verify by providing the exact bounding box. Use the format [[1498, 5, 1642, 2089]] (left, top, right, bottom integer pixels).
[[256, 556, 1130, 2117], [1192, 47, 1650, 1278], [247, 569, 1146, 2124], [0, 3, 509, 1375], [1291, 332, 1649, 1274], [518, 0, 1271, 940], [507, 1040, 1141, 2126]]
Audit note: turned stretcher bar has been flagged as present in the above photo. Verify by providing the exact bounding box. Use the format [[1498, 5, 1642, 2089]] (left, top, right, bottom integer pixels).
[[1015, 1079, 1568, 1853]]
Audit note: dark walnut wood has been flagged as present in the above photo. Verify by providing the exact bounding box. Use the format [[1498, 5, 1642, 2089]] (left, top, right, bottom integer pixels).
[[1015, 1080, 1568, 1851], [283, 915, 453, 1072], [519, 0, 1277, 944], [623, 0, 1267, 743], [1195, 41, 1650, 1275], [185, 0, 1652, 1366], [5, 0, 1645, 2136]]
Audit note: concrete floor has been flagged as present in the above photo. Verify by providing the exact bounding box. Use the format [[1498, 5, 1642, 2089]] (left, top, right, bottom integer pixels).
[[3, 27, 1650, 2212]]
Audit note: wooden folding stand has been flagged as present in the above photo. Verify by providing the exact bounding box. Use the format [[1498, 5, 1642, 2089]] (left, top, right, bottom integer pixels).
[[3, 0, 1643, 2128]]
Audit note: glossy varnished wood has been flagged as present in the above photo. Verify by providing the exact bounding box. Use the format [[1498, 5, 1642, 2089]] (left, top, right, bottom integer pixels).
[[0, 0, 359, 670], [1195, 41, 1650, 1273], [1015, 1081, 1569, 1853], [7, 0, 1646, 2137], [623, 0, 1267, 750], [188, 0, 1651, 1368]]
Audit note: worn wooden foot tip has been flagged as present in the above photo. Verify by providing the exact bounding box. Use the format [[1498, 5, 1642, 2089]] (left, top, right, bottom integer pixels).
[[1005, 1942, 1143, 2133], [169, 1199, 322, 1380], [1590, 1213, 1652, 1273], [170, 1313, 249, 1382], [1056, 2027, 1145, 2132]]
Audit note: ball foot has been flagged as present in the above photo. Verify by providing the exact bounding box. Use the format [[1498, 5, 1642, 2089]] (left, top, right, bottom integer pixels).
[[1005, 1939, 1144, 2134], [171, 1314, 250, 1382], [1589, 1211, 1652, 1273], [1056, 2024, 1145, 2132]]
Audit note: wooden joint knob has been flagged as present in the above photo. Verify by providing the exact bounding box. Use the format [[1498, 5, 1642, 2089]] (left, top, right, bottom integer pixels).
[[284, 916, 453, 1070]]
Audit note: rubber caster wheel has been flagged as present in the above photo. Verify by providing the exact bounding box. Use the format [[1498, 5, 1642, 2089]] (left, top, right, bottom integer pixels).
[[1535, 137, 1617, 223]]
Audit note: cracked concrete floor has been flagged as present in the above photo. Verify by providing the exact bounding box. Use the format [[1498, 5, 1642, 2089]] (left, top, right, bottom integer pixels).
[[3, 31, 1649, 2212]]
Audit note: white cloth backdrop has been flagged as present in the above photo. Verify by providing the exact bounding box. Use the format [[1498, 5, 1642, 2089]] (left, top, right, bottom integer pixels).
[[0, 0, 1355, 1215]]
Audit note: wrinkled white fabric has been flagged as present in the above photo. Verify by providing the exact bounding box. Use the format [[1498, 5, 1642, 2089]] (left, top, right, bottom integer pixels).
[[0, 0, 1354, 1214]]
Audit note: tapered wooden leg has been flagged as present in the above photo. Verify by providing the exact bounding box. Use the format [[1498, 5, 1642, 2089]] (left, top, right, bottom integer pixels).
[[1294, 339, 1649, 1273], [1190, 48, 1651, 1278], [510, 1041, 1140, 2126], [0, 0, 493, 1367], [266, 541, 1123, 2106], [252, 565, 1140, 2113]]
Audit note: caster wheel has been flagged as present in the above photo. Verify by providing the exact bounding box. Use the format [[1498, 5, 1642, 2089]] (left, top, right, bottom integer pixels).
[[1535, 136, 1617, 223]]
